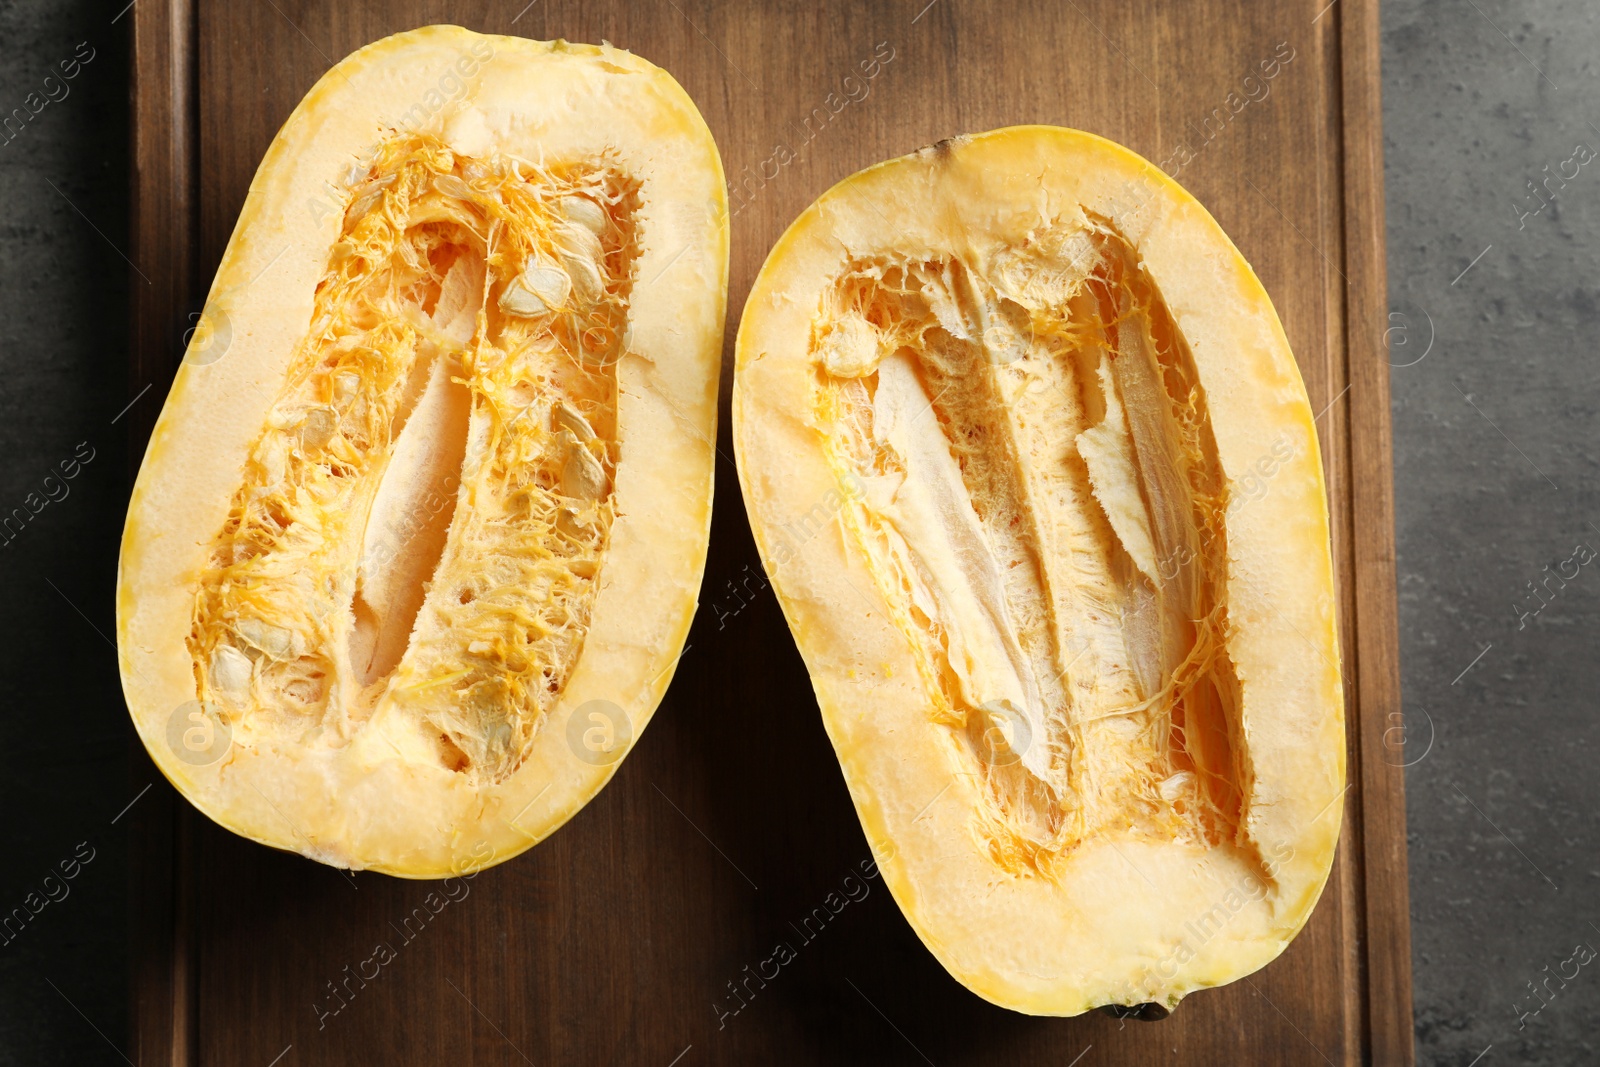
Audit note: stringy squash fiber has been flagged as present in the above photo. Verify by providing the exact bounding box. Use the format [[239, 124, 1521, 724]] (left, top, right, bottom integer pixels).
[[118, 27, 727, 877], [733, 126, 1343, 1015]]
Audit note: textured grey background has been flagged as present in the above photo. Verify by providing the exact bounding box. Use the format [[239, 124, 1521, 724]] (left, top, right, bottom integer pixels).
[[0, 1, 131, 1065], [1, 0, 1596, 1064], [1386, 0, 1600, 1063]]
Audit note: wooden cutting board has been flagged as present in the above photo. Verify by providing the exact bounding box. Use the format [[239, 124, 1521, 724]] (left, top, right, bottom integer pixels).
[[126, 1, 1410, 1063]]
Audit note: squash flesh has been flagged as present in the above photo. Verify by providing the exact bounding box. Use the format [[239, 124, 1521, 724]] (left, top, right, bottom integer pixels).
[[189, 133, 640, 783], [815, 226, 1248, 872], [117, 28, 728, 877], [734, 127, 1343, 1015]]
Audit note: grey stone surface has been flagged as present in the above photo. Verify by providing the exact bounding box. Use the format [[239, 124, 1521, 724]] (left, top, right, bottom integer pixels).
[[1, 0, 1596, 1064], [0, 2, 130, 1065], [1385, 0, 1600, 1063]]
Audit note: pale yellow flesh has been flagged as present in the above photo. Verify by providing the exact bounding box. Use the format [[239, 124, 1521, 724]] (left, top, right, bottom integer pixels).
[[734, 128, 1343, 1015], [117, 27, 728, 877]]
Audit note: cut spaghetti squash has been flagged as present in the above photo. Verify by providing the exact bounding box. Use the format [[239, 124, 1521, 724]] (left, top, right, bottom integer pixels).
[[117, 27, 727, 877], [733, 127, 1343, 1015]]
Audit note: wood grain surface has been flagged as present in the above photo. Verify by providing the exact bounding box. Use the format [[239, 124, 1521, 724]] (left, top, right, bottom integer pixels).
[[126, 1, 1412, 1063]]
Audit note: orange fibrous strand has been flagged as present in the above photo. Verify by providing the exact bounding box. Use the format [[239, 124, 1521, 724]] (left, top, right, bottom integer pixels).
[[187, 132, 642, 784]]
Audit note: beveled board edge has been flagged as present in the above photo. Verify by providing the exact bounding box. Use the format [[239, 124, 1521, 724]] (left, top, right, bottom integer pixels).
[[128, 0, 198, 1065], [1337, 0, 1415, 1063]]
